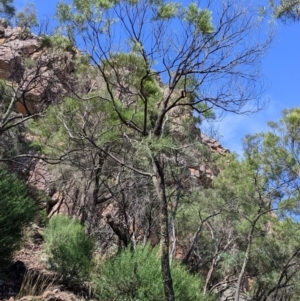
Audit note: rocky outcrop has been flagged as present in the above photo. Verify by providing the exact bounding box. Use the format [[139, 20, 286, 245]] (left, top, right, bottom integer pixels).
[[0, 19, 77, 115], [200, 133, 229, 156], [0, 19, 39, 81]]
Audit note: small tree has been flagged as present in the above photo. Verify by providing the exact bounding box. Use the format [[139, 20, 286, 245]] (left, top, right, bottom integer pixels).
[[15, 3, 38, 31], [0, 167, 37, 269], [241, 108, 300, 300], [43, 215, 95, 281]]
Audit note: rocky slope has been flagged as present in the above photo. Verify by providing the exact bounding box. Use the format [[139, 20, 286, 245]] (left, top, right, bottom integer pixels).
[[0, 18, 78, 115]]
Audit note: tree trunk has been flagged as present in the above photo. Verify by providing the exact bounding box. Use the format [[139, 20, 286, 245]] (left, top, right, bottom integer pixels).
[[204, 250, 219, 294], [234, 224, 254, 301], [153, 158, 175, 301]]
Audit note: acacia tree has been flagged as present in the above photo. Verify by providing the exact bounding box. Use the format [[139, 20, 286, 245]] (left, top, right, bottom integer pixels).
[[244, 108, 300, 218], [211, 109, 300, 300], [52, 0, 272, 299], [178, 144, 300, 300], [226, 108, 300, 300]]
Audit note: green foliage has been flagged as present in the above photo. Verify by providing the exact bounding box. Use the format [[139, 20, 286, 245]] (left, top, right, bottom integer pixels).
[[15, 3, 38, 29], [244, 108, 300, 217], [56, 0, 117, 26], [248, 218, 300, 300], [40, 34, 73, 51], [94, 244, 214, 301], [184, 3, 214, 34], [104, 52, 147, 83], [36, 209, 50, 227], [0, 168, 37, 269], [102, 52, 163, 129], [156, 3, 180, 19], [28, 94, 123, 156], [0, 79, 14, 107], [127, 0, 140, 5], [56, 2, 72, 22], [28, 140, 43, 152], [23, 58, 37, 69], [95, 0, 117, 9], [73, 54, 93, 76], [43, 215, 95, 281]]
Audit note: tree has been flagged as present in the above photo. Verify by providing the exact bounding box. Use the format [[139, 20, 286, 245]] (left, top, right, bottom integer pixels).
[[43, 214, 95, 282], [177, 153, 277, 298], [213, 155, 278, 301], [48, 0, 272, 299], [183, 149, 300, 300], [236, 108, 300, 300], [244, 108, 300, 219], [15, 3, 38, 31]]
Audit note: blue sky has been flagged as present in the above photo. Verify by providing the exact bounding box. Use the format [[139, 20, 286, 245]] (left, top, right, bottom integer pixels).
[[217, 21, 300, 155], [14, 0, 300, 156]]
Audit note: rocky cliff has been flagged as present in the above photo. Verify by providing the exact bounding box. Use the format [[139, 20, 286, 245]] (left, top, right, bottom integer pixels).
[[0, 18, 77, 115]]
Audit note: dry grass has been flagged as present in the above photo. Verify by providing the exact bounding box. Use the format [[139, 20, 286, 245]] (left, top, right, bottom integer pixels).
[[16, 269, 60, 299]]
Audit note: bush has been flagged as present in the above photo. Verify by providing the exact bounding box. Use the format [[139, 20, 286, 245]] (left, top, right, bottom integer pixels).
[[0, 168, 37, 269], [43, 215, 95, 281], [40, 34, 73, 51], [94, 244, 215, 301]]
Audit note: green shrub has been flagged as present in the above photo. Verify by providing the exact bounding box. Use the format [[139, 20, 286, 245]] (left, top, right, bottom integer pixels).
[[94, 244, 215, 301], [40, 34, 73, 51], [0, 168, 37, 269], [43, 215, 95, 281]]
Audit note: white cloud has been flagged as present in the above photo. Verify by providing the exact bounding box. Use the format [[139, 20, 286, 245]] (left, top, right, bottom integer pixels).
[[207, 97, 282, 157]]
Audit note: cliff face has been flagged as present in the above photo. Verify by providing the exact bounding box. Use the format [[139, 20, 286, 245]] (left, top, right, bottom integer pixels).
[[0, 18, 77, 115]]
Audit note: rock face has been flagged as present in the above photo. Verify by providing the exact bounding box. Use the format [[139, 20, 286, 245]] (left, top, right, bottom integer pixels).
[[0, 19, 39, 81], [200, 133, 229, 156], [168, 104, 229, 186], [0, 18, 77, 114]]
